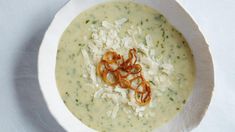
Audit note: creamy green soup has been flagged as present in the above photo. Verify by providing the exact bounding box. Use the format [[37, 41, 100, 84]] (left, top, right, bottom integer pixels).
[[56, 1, 195, 132]]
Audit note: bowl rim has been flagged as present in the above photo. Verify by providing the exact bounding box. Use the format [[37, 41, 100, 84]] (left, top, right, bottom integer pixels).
[[38, 0, 214, 132]]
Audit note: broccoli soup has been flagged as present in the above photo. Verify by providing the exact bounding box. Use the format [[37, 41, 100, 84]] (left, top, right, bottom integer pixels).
[[56, 1, 195, 132]]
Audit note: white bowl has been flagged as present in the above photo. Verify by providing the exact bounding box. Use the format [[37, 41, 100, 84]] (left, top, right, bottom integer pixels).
[[38, 0, 214, 131]]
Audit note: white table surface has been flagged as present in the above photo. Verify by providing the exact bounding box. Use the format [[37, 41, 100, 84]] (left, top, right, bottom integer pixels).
[[0, 0, 234, 132]]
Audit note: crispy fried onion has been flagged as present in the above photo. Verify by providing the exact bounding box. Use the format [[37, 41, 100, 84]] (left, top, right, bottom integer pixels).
[[97, 48, 152, 105]]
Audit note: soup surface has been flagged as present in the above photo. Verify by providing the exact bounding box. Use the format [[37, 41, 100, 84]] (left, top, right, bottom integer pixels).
[[56, 1, 195, 132]]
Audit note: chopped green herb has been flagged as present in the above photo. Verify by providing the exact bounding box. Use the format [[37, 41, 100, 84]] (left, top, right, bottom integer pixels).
[[85, 20, 90, 24], [85, 104, 90, 111], [149, 81, 156, 86], [154, 14, 163, 20], [115, 5, 121, 10], [92, 20, 97, 24], [168, 88, 178, 95], [161, 43, 164, 48], [78, 43, 85, 47], [137, 48, 146, 56], [65, 92, 69, 96], [161, 28, 166, 41]]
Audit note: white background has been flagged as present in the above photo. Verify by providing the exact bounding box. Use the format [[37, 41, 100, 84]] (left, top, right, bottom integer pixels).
[[0, 0, 234, 131]]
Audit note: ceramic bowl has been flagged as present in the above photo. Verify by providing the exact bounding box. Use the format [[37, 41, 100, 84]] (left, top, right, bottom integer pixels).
[[38, 0, 214, 131]]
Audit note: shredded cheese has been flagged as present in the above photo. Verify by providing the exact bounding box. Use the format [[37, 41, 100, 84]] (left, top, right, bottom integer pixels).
[[102, 21, 114, 29], [111, 104, 119, 119], [115, 18, 128, 26], [88, 18, 171, 119], [145, 34, 153, 47]]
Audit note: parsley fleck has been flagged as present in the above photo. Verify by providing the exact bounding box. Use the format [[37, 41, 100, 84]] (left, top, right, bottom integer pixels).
[[149, 81, 156, 86], [85, 20, 90, 24]]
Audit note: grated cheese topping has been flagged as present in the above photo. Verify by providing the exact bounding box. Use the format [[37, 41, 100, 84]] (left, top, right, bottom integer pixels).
[[82, 18, 174, 119]]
